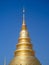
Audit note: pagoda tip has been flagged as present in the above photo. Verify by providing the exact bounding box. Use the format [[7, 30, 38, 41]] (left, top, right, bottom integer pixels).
[[23, 8, 25, 13], [22, 8, 25, 25]]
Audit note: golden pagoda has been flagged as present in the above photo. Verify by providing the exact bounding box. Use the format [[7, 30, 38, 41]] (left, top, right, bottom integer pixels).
[[9, 9, 41, 65]]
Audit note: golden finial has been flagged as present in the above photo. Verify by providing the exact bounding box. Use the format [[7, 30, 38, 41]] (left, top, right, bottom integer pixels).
[[22, 8, 25, 25]]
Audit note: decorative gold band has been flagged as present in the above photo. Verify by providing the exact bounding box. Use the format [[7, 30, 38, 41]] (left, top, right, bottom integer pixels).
[[16, 43, 32, 48], [21, 25, 27, 30], [18, 38, 30, 42], [14, 50, 35, 56]]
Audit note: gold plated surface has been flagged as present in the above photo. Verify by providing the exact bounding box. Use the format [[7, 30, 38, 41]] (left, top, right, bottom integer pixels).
[[9, 9, 41, 65]]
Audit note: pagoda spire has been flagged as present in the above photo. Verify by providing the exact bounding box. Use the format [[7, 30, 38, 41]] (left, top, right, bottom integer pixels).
[[19, 8, 29, 39], [14, 9, 35, 57], [22, 8, 25, 25], [9, 9, 41, 65]]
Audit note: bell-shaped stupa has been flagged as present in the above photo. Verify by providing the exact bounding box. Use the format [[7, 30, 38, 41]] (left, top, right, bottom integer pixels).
[[9, 9, 41, 65]]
